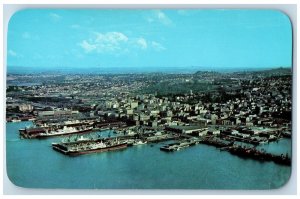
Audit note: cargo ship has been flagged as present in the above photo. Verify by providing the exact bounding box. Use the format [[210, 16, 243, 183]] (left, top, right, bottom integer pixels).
[[19, 126, 93, 139], [52, 137, 128, 156]]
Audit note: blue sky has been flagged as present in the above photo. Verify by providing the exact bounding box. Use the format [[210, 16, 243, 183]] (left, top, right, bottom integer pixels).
[[7, 9, 292, 71]]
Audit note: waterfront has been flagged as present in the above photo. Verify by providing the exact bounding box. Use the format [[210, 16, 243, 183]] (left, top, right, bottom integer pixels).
[[6, 121, 291, 189]]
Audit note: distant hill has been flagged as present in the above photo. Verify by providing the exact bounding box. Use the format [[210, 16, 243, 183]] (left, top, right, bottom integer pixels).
[[8, 65, 292, 75], [250, 67, 292, 74], [194, 67, 292, 75], [237, 67, 292, 77], [194, 71, 221, 75]]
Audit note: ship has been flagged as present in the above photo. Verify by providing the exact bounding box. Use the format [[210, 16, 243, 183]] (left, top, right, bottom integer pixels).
[[282, 131, 291, 138], [19, 125, 93, 139], [11, 119, 21, 122], [52, 137, 128, 156], [133, 140, 147, 146]]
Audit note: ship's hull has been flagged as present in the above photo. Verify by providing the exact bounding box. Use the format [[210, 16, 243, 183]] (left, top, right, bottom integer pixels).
[[36, 128, 93, 138], [20, 128, 93, 139], [52, 143, 128, 156]]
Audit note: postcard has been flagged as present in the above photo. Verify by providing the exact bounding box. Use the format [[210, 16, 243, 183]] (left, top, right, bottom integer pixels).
[[6, 9, 292, 189]]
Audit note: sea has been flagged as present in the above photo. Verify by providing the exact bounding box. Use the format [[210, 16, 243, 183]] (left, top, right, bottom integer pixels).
[[6, 121, 292, 189]]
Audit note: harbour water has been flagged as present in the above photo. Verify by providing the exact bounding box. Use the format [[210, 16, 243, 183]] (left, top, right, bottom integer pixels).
[[6, 122, 291, 189]]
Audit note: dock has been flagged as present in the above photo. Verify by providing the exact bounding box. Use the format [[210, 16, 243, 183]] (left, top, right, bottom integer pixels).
[[199, 136, 235, 148], [223, 145, 291, 166], [160, 139, 200, 152]]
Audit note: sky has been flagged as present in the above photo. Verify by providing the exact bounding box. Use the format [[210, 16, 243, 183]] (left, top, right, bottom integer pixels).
[[7, 9, 292, 72]]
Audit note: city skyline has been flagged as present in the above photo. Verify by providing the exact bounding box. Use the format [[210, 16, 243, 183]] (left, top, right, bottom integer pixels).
[[7, 9, 292, 72]]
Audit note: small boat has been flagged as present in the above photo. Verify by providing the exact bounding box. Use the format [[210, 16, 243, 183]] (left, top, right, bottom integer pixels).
[[133, 140, 147, 146], [282, 131, 291, 138]]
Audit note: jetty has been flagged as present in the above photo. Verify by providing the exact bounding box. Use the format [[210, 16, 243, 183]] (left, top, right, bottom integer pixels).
[[160, 138, 200, 152], [224, 145, 291, 166]]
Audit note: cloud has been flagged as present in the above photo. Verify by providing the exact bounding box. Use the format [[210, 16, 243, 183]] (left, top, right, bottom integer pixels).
[[8, 50, 23, 58], [78, 40, 97, 53], [8, 50, 17, 57], [177, 10, 189, 16], [70, 24, 80, 29], [146, 18, 154, 23], [79, 32, 165, 54], [22, 32, 31, 39], [78, 32, 129, 53], [136, 38, 147, 49], [78, 32, 128, 53], [151, 41, 166, 51], [20, 32, 40, 41], [49, 13, 61, 22], [147, 10, 173, 26], [95, 32, 128, 45]]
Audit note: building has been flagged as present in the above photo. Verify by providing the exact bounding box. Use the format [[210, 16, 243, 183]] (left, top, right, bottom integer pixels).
[[18, 104, 33, 112], [166, 125, 206, 134]]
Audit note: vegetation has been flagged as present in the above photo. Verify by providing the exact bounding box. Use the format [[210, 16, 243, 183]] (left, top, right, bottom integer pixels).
[[138, 81, 217, 96]]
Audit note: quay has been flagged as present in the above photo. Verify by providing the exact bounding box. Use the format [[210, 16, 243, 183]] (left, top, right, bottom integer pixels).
[[146, 133, 179, 143], [19, 120, 128, 139], [160, 138, 201, 152], [159, 135, 291, 166], [224, 145, 291, 166], [220, 134, 261, 145], [18, 118, 291, 166], [49, 129, 291, 166], [199, 136, 235, 148]]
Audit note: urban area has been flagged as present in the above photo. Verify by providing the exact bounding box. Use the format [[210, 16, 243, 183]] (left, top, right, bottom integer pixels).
[[6, 67, 292, 166]]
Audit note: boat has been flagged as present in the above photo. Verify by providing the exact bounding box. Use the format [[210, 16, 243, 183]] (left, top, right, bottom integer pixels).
[[52, 137, 128, 156], [133, 140, 147, 146], [19, 126, 93, 139], [75, 135, 90, 142], [19, 127, 46, 139], [282, 131, 291, 138], [259, 140, 268, 144]]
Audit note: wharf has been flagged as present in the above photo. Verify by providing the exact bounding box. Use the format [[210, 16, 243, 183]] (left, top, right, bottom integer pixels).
[[224, 145, 291, 166], [49, 129, 291, 166], [199, 136, 234, 148], [160, 139, 201, 152], [196, 135, 291, 166], [220, 135, 261, 145], [146, 134, 178, 143]]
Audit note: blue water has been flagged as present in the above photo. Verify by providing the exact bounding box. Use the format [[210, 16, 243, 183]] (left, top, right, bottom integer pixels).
[[7, 82, 42, 86], [6, 122, 291, 189]]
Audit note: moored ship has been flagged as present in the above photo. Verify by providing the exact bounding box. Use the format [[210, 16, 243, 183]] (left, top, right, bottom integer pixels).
[[52, 137, 128, 156], [19, 125, 93, 139]]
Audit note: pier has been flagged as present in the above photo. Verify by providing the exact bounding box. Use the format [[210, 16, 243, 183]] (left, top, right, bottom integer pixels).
[[199, 136, 235, 148], [160, 138, 201, 152], [20, 118, 291, 166], [48, 128, 292, 166], [159, 135, 291, 166], [224, 145, 291, 166]]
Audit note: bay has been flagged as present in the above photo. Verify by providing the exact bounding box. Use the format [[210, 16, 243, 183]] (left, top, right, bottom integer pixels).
[[6, 121, 291, 189]]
